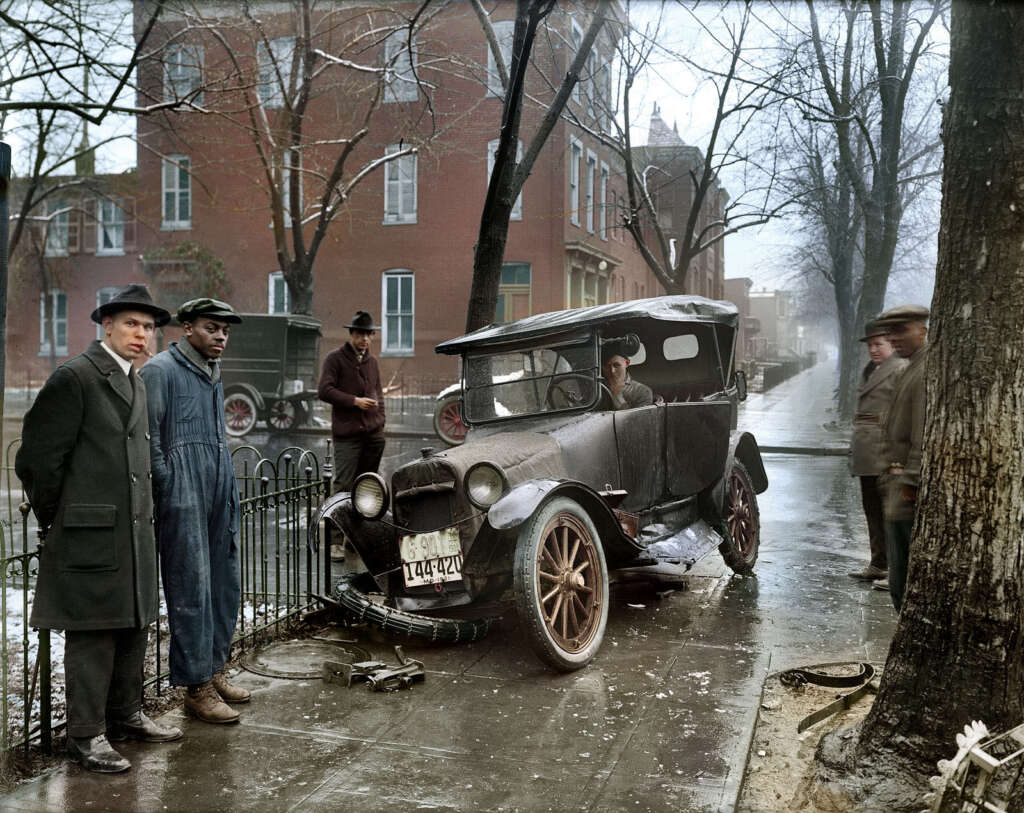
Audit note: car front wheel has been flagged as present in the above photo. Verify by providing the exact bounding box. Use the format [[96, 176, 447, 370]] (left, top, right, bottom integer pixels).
[[718, 461, 760, 574], [513, 497, 609, 672]]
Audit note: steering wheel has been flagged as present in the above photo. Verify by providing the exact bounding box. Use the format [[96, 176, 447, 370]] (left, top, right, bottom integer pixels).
[[544, 374, 612, 410]]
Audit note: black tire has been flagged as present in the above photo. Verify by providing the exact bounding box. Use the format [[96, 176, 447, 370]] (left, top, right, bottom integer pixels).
[[718, 461, 760, 574], [513, 497, 609, 672], [224, 391, 258, 437], [433, 394, 468, 446]]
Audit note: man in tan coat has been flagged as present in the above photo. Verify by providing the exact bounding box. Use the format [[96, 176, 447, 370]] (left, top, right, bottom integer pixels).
[[848, 321, 908, 584], [876, 304, 930, 611]]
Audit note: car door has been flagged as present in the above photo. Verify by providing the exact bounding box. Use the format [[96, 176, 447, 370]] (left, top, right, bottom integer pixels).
[[613, 404, 665, 512]]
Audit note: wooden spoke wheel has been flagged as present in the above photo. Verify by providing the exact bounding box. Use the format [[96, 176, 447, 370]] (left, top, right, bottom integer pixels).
[[267, 399, 307, 432], [514, 497, 608, 671], [224, 391, 258, 437], [719, 461, 760, 574], [433, 394, 468, 445]]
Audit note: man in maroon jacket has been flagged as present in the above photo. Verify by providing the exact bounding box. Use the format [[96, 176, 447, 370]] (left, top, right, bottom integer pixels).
[[317, 310, 387, 498]]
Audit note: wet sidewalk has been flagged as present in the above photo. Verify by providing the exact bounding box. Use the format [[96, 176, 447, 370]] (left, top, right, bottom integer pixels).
[[1, 361, 897, 813]]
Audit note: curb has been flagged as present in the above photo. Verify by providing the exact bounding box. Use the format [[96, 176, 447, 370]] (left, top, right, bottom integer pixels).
[[759, 445, 849, 457]]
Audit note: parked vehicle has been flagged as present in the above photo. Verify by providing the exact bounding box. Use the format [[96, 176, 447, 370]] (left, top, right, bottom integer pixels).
[[221, 313, 322, 437], [433, 382, 468, 446], [313, 296, 767, 671]]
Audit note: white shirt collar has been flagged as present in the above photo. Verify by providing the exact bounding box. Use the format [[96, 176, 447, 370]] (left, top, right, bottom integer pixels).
[[100, 340, 134, 376]]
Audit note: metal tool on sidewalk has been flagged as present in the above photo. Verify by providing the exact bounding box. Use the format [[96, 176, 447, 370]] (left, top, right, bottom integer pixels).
[[322, 645, 425, 692], [779, 662, 877, 733]]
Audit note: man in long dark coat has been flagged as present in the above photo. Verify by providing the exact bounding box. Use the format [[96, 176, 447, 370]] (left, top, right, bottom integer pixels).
[[140, 298, 245, 724], [16, 284, 182, 773]]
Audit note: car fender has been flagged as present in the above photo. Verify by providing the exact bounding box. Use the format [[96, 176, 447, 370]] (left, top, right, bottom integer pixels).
[[224, 382, 266, 413], [487, 479, 641, 566], [437, 382, 462, 400], [704, 431, 768, 518]]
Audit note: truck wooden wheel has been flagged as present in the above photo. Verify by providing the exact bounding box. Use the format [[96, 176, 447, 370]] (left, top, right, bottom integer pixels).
[[224, 391, 258, 437], [514, 497, 608, 672]]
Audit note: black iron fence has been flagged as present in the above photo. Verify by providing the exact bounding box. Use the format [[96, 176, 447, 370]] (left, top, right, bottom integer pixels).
[[0, 440, 330, 760]]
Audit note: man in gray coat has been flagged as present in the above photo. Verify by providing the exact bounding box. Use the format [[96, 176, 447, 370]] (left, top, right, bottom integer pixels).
[[16, 284, 181, 773], [848, 321, 907, 584], [876, 304, 930, 611], [141, 298, 245, 724]]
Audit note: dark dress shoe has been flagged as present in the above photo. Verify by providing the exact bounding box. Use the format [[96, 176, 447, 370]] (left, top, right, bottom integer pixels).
[[107, 711, 183, 743], [67, 734, 131, 773]]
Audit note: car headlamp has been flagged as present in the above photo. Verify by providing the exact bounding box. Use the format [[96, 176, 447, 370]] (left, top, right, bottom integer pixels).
[[465, 463, 507, 509], [352, 473, 389, 520]]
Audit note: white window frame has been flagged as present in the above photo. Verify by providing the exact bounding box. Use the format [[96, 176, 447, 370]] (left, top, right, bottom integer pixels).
[[384, 30, 418, 103], [97, 198, 125, 255], [258, 36, 295, 109], [383, 145, 417, 225], [381, 270, 415, 356], [39, 290, 68, 356], [600, 59, 613, 133], [585, 149, 597, 233], [95, 287, 120, 339], [487, 138, 523, 220], [164, 43, 203, 104], [44, 199, 69, 257], [586, 50, 598, 121], [268, 271, 290, 313], [569, 136, 582, 226], [599, 162, 609, 240], [570, 21, 583, 105], [162, 155, 191, 230], [486, 20, 514, 97]]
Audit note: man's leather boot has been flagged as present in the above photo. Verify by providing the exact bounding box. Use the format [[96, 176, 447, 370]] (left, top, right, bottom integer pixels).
[[66, 734, 131, 773], [185, 681, 240, 724], [108, 710, 183, 743], [212, 671, 251, 704]]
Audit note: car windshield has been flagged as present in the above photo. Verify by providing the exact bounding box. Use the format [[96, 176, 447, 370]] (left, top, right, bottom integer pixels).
[[463, 338, 598, 422]]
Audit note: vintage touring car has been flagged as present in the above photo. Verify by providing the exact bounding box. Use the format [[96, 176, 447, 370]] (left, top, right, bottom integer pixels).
[[313, 296, 767, 671]]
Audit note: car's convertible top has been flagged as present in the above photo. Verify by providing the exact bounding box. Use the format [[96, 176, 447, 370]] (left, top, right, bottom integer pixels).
[[435, 295, 739, 356]]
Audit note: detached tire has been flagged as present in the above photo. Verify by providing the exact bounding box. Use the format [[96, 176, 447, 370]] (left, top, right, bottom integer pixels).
[[433, 394, 468, 446], [719, 461, 760, 574], [513, 497, 608, 672]]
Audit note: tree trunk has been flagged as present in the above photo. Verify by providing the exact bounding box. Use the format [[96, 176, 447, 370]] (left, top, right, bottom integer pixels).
[[0, 142, 9, 452], [814, 3, 1024, 808]]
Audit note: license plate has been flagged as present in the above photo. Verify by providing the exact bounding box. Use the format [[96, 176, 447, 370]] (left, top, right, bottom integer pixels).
[[400, 528, 463, 587]]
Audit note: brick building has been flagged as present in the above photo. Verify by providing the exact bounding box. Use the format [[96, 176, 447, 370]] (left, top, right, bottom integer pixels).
[[6, 2, 728, 392]]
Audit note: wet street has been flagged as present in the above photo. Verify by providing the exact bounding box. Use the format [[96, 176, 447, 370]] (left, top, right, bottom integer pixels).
[[1, 363, 899, 812]]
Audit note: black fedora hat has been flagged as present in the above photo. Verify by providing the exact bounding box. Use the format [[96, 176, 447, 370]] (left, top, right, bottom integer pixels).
[[91, 283, 171, 327], [345, 310, 381, 331]]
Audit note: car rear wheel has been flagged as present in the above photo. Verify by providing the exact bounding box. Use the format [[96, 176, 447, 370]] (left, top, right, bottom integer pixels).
[[718, 461, 760, 574], [267, 399, 307, 432], [513, 497, 608, 672], [433, 394, 468, 445], [224, 391, 258, 437]]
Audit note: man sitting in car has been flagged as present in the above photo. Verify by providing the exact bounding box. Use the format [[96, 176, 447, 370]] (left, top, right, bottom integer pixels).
[[601, 339, 654, 409]]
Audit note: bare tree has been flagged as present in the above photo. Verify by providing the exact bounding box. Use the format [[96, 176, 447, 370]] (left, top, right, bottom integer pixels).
[[465, 0, 609, 332], [806, 2, 1024, 809], [578, 1, 796, 296]]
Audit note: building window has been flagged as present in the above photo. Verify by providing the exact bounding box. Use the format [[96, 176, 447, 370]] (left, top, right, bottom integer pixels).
[[384, 145, 417, 224], [600, 59, 612, 132], [487, 138, 523, 220], [162, 155, 191, 230], [272, 153, 302, 227], [97, 198, 125, 254], [258, 36, 294, 109], [496, 262, 531, 323], [164, 44, 203, 103], [586, 50, 598, 122], [382, 270, 414, 355], [486, 20, 514, 97], [384, 30, 417, 103], [268, 271, 290, 313], [39, 290, 67, 356], [44, 199, 69, 257], [569, 137, 582, 226], [95, 286, 120, 339], [570, 21, 583, 105], [599, 162, 609, 239], [585, 150, 597, 233]]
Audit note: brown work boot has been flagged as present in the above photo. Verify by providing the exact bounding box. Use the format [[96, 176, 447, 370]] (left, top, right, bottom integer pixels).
[[184, 681, 240, 724], [212, 671, 251, 704]]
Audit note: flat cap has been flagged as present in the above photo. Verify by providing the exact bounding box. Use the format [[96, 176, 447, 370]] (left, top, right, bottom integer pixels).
[[858, 320, 890, 342], [874, 304, 929, 326], [177, 297, 243, 325]]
